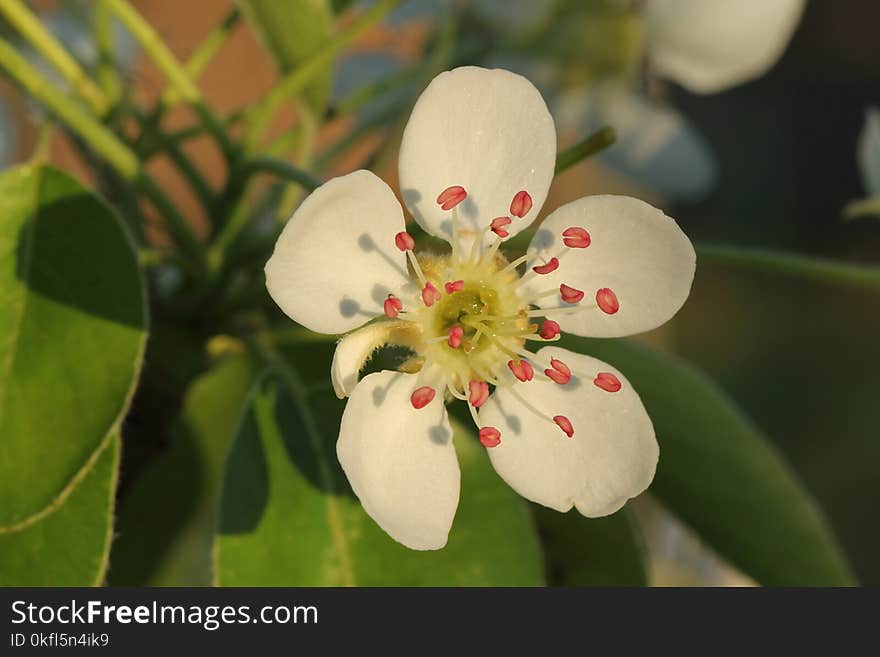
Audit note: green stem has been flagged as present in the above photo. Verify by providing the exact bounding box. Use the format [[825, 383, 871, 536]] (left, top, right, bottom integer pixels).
[[264, 124, 302, 158], [275, 101, 318, 221], [314, 97, 407, 169], [0, 0, 109, 115], [0, 38, 135, 175], [0, 38, 204, 269], [334, 63, 421, 116], [104, 0, 236, 160], [131, 109, 216, 212], [158, 6, 241, 111], [206, 156, 321, 270], [237, 156, 321, 192], [93, 0, 121, 104], [242, 0, 402, 153], [555, 126, 617, 175], [695, 242, 880, 289]]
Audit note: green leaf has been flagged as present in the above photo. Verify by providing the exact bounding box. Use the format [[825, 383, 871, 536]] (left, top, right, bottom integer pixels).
[[0, 433, 120, 586], [695, 243, 880, 290], [236, 0, 334, 111], [0, 165, 146, 528], [216, 367, 544, 586], [534, 506, 647, 586], [559, 335, 855, 586], [110, 354, 258, 585]]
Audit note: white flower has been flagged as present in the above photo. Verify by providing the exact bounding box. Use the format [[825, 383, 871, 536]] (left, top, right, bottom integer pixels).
[[265, 67, 696, 550], [644, 0, 806, 94]]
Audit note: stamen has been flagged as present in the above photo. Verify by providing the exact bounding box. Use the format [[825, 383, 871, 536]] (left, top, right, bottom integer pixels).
[[553, 415, 574, 438], [531, 306, 591, 318], [516, 250, 569, 287], [481, 234, 505, 264], [444, 279, 464, 294], [437, 185, 467, 211], [539, 320, 561, 340], [446, 383, 468, 401], [383, 295, 403, 318], [479, 426, 502, 448], [560, 284, 585, 304], [410, 386, 436, 409], [544, 358, 571, 385], [468, 380, 490, 408], [524, 333, 560, 342], [447, 325, 464, 348], [508, 358, 534, 382], [490, 216, 511, 238], [500, 253, 529, 274], [594, 372, 622, 393], [532, 257, 559, 275], [394, 231, 415, 251], [509, 190, 533, 218], [406, 249, 427, 285], [562, 227, 591, 249], [508, 387, 559, 428], [472, 364, 502, 387], [526, 288, 561, 303], [596, 288, 620, 314], [421, 281, 441, 307]]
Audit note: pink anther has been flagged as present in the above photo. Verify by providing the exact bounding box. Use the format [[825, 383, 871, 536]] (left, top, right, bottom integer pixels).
[[544, 358, 571, 385], [509, 190, 533, 218], [508, 359, 534, 382], [539, 320, 561, 340], [562, 227, 591, 249], [532, 258, 559, 275], [444, 280, 464, 294], [468, 380, 490, 408], [553, 415, 574, 438], [395, 231, 415, 251], [594, 372, 622, 393], [560, 284, 585, 304], [437, 185, 467, 211], [479, 426, 502, 448], [596, 288, 619, 314], [448, 325, 464, 348], [410, 386, 436, 409], [421, 281, 442, 307], [383, 295, 403, 318], [490, 216, 512, 238]]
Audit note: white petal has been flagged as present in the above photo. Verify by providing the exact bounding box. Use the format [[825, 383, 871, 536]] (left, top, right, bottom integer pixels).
[[337, 370, 460, 550], [858, 107, 880, 197], [265, 170, 411, 335], [554, 86, 717, 202], [645, 0, 806, 94], [525, 194, 695, 338], [330, 320, 420, 399], [398, 66, 556, 243], [480, 347, 657, 516]]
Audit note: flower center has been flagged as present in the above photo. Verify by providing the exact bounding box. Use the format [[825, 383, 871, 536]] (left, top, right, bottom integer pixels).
[[384, 185, 624, 448], [414, 252, 527, 389]]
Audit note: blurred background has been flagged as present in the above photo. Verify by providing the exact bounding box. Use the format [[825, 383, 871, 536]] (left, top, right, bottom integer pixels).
[[2, 0, 878, 585]]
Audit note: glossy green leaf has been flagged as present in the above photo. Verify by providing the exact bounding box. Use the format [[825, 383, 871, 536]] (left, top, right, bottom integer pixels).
[[559, 335, 855, 586], [216, 367, 544, 586], [236, 0, 334, 111], [110, 354, 258, 585], [534, 506, 647, 586], [0, 434, 120, 586], [0, 165, 146, 528]]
